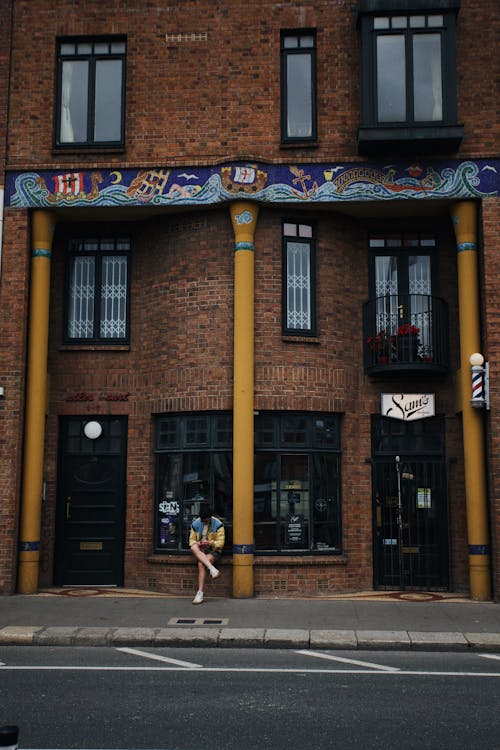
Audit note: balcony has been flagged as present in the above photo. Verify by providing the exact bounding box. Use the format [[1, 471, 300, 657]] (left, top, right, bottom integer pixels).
[[363, 295, 449, 376]]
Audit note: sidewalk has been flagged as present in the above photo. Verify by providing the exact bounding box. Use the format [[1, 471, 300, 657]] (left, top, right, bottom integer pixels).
[[1, 588, 499, 651]]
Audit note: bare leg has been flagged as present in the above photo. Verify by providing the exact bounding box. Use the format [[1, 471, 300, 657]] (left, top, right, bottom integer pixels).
[[190, 543, 215, 574], [193, 547, 215, 593]]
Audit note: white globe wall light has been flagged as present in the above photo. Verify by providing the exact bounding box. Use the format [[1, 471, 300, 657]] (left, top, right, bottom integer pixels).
[[84, 420, 103, 440]]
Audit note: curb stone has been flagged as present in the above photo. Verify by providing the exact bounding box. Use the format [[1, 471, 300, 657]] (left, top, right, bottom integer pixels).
[[464, 632, 500, 651], [264, 628, 310, 648], [356, 630, 411, 649], [218, 628, 266, 648], [408, 631, 468, 650], [310, 629, 358, 649], [1, 625, 500, 650], [154, 627, 220, 646]]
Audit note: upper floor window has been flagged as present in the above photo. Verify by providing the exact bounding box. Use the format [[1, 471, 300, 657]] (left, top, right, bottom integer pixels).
[[282, 221, 316, 336], [280, 31, 317, 143], [357, 1, 462, 154], [65, 238, 130, 343], [56, 38, 126, 147]]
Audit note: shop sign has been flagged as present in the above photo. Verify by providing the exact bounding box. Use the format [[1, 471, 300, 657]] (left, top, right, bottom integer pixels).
[[381, 393, 435, 421]]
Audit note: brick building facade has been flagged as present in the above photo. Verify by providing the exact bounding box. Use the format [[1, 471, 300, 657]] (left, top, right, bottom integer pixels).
[[0, 0, 498, 600]]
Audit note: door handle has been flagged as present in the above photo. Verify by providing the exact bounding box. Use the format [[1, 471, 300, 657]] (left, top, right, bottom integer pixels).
[[66, 497, 71, 520]]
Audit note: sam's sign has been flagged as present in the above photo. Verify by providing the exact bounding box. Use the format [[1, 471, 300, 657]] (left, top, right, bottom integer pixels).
[[381, 393, 435, 421]]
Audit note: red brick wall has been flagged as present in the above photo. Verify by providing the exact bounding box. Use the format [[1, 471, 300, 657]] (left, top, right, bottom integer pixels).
[[0, 210, 30, 593], [5, 0, 499, 169], [482, 198, 500, 599], [31, 206, 468, 596], [1, 0, 497, 597]]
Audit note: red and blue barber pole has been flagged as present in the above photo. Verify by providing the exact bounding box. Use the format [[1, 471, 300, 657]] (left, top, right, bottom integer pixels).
[[470, 352, 489, 409]]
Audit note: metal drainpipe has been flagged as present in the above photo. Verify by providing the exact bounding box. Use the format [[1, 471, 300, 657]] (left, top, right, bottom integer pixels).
[[17, 210, 56, 594], [450, 200, 491, 601], [229, 201, 259, 598]]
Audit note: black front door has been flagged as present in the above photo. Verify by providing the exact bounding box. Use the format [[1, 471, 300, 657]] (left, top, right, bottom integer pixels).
[[55, 417, 127, 586], [372, 416, 449, 590]]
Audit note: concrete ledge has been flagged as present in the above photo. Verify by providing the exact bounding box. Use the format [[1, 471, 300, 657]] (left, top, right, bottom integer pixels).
[[356, 630, 411, 649], [464, 632, 500, 651], [264, 629, 310, 648], [154, 627, 221, 646], [0, 625, 43, 644], [310, 629, 358, 649], [408, 631, 468, 650], [218, 628, 265, 648]]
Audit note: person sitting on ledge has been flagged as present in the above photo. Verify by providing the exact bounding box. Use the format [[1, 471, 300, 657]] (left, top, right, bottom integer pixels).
[[189, 501, 225, 605]]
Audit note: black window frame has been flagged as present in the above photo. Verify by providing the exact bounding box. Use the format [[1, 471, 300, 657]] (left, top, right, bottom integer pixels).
[[154, 411, 342, 556], [63, 237, 131, 345], [357, 0, 463, 154], [280, 30, 317, 144], [154, 413, 233, 554], [282, 220, 317, 337], [55, 36, 126, 149]]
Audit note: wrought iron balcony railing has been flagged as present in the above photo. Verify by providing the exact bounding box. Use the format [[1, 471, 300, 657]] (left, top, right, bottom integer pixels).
[[363, 295, 449, 375]]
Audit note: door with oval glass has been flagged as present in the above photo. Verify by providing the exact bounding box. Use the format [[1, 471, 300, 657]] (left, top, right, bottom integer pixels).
[[372, 416, 449, 590], [55, 416, 127, 586]]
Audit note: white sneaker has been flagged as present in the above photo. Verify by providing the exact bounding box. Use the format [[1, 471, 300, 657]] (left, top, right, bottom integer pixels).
[[209, 566, 220, 579], [192, 590, 204, 604]]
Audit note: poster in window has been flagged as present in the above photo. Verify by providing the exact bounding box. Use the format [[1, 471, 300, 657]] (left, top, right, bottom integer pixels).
[[286, 514, 304, 546], [158, 498, 179, 548], [417, 487, 432, 509]]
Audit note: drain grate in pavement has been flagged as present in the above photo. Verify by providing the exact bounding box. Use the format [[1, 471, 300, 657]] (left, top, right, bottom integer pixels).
[[168, 617, 228, 626]]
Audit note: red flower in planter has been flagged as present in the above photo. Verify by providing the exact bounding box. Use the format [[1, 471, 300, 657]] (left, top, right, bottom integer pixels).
[[397, 323, 420, 337]]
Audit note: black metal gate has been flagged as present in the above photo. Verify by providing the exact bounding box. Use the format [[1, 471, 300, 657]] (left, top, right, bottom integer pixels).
[[372, 416, 449, 590]]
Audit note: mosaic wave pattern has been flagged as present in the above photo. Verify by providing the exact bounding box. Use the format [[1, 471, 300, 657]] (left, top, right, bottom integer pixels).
[[7, 160, 499, 209]]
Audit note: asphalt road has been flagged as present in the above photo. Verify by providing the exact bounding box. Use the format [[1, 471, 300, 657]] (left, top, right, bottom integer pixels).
[[1, 647, 500, 750]]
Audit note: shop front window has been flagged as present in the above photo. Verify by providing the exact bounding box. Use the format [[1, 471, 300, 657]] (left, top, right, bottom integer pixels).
[[154, 412, 341, 554], [254, 413, 342, 553]]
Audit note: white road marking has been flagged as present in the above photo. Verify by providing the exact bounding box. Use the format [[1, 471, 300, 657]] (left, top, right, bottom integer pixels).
[[0, 665, 500, 677], [479, 653, 500, 662], [296, 649, 400, 671], [117, 646, 201, 668]]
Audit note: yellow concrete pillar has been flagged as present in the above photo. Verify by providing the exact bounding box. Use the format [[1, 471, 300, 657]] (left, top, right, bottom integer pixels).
[[18, 210, 56, 594], [230, 201, 259, 597], [451, 201, 491, 600]]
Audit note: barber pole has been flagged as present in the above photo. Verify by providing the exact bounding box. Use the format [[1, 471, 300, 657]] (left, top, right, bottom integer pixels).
[[470, 353, 487, 408]]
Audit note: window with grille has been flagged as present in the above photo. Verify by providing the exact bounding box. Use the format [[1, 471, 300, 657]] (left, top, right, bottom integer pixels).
[[65, 238, 130, 343], [282, 221, 316, 336], [56, 37, 126, 147]]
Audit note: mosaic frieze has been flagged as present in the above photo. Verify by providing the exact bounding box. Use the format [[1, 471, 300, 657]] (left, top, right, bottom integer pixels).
[[6, 159, 499, 209]]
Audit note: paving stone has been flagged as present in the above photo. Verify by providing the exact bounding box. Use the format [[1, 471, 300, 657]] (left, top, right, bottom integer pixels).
[[310, 629, 357, 649], [464, 632, 500, 651], [408, 631, 468, 649], [34, 627, 79, 645], [154, 627, 220, 646], [356, 630, 410, 649], [218, 628, 265, 648], [110, 628, 158, 645], [0, 625, 43, 644], [264, 628, 310, 648]]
